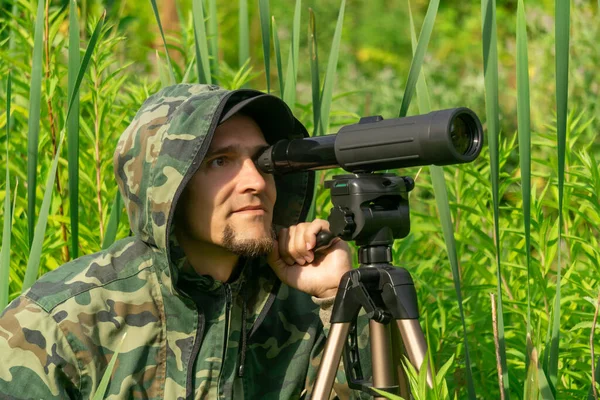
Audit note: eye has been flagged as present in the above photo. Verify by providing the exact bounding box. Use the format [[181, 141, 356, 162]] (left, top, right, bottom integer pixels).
[[208, 156, 228, 168]]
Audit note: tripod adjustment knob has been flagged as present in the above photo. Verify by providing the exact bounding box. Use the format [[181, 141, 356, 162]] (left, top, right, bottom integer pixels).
[[329, 206, 356, 239]]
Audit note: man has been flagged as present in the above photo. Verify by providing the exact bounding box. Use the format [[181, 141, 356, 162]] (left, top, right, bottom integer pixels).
[[0, 84, 369, 399]]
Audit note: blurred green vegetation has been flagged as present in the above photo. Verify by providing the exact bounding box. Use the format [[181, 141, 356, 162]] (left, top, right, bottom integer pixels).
[[0, 0, 599, 398]]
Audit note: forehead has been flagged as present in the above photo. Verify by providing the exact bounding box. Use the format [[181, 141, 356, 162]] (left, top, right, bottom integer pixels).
[[210, 114, 267, 148]]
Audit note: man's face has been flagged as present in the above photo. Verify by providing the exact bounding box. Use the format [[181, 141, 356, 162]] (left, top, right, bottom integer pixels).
[[176, 113, 277, 256]]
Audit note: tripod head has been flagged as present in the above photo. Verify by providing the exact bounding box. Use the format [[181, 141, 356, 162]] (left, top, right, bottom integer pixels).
[[317, 173, 413, 259]]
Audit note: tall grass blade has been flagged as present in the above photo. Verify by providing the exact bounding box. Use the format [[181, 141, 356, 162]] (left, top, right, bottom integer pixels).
[[192, 0, 212, 84], [523, 346, 539, 399], [5, 0, 19, 144], [156, 50, 170, 88], [207, 0, 219, 81], [149, 0, 176, 85], [23, 11, 106, 292], [407, 2, 476, 398], [67, 0, 80, 260], [282, 0, 301, 110], [318, 0, 345, 136], [182, 54, 196, 84], [7, 1, 18, 54], [272, 16, 284, 97], [91, 332, 127, 400], [0, 73, 12, 310], [538, 367, 555, 400], [398, 0, 438, 118], [102, 191, 122, 250], [238, 0, 249, 69], [26, 0, 45, 249], [308, 8, 321, 136], [516, 0, 533, 371], [481, 0, 509, 394], [258, 0, 271, 92], [23, 135, 65, 291], [548, 0, 570, 391]]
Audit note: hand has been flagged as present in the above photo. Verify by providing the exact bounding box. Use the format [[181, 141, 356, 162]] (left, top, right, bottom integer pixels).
[[267, 219, 352, 298]]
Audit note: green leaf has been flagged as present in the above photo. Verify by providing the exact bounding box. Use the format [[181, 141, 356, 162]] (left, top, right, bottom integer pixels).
[[22, 11, 106, 292], [7, 1, 18, 54], [272, 16, 284, 97], [548, 0, 570, 391], [318, 0, 345, 136], [192, 0, 212, 84], [481, 0, 509, 395], [156, 50, 170, 88], [149, 0, 176, 85], [91, 332, 127, 400], [26, 0, 45, 249], [102, 191, 123, 250], [398, 0, 438, 118], [523, 342, 539, 399], [308, 8, 321, 136], [283, 0, 301, 110], [0, 73, 12, 310], [181, 53, 196, 84], [516, 0, 532, 350], [538, 366, 555, 400], [207, 0, 219, 81], [372, 388, 405, 400], [435, 353, 455, 387], [238, 0, 249, 70], [67, 0, 80, 260], [258, 0, 271, 93]]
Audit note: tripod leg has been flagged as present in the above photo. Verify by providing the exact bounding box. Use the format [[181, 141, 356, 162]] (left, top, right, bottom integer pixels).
[[396, 319, 433, 387], [312, 322, 352, 400], [370, 321, 396, 399], [391, 322, 410, 398]]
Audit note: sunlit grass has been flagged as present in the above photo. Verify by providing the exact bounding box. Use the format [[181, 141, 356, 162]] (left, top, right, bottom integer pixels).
[[0, 0, 597, 398]]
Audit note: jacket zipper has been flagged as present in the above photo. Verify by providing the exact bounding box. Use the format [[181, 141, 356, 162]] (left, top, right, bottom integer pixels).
[[217, 283, 233, 396], [185, 306, 205, 400]]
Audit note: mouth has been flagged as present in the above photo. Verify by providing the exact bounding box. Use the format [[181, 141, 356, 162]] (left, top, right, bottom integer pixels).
[[232, 206, 267, 214]]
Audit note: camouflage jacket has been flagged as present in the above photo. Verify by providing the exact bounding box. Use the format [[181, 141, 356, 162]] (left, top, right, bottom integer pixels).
[[0, 85, 370, 399]]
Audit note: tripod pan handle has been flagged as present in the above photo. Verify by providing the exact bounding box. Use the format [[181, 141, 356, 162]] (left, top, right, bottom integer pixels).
[[315, 230, 337, 252]]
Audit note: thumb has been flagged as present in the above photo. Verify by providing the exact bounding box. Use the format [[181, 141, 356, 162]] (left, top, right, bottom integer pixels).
[[267, 239, 282, 270]]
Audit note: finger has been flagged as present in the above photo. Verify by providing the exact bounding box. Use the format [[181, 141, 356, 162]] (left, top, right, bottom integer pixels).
[[304, 219, 331, 251], [277, 228, 296, 265], [288, 225, 307, 265], [293, 223, 313, 263]]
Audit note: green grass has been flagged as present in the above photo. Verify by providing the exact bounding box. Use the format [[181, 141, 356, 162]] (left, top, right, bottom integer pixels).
[[1, 0, 599, 398]]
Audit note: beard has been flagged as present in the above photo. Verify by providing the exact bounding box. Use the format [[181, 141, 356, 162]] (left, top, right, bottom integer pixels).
[[221, 223, 276, 257]]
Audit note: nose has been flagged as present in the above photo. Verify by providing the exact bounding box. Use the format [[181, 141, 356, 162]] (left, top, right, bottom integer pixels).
[[237, 158, 269, 193]]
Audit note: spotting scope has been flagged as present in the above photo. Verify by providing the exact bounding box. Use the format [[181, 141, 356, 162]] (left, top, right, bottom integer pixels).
[[256, 107, 483, 174]]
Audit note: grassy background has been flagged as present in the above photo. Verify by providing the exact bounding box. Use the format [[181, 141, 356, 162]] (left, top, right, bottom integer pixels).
[[0, 0, 599, 398]]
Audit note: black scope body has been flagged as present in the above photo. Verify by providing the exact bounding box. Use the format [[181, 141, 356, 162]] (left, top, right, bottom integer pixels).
[[256, 107, 483, 174]]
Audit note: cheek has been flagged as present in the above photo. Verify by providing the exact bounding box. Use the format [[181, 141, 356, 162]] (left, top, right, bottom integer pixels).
[[267, 176, 277, 203]]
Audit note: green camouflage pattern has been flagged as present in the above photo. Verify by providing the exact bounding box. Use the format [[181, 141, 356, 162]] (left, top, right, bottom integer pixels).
[[0, 84, 370, 399]]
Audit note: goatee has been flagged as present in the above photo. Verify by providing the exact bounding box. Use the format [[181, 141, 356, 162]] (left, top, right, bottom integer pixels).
[[222, 224, 276, 257]]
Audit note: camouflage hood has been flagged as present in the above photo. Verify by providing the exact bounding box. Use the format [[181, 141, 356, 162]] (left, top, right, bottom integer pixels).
[[113, 84, 314, 280]]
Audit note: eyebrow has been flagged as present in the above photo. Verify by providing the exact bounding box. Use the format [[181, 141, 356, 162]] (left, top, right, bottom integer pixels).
[[204, 143, 270, 159]]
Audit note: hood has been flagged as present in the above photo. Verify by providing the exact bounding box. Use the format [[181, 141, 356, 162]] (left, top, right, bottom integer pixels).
[[113, 84, 315, 271]]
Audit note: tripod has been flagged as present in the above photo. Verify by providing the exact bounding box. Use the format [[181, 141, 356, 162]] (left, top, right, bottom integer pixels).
[[310, 172, 433, 399]]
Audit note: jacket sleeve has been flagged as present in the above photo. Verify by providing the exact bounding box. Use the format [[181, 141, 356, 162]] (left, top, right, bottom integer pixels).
[[0, 295, 81, 399], [303, 295, 372, 400]]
